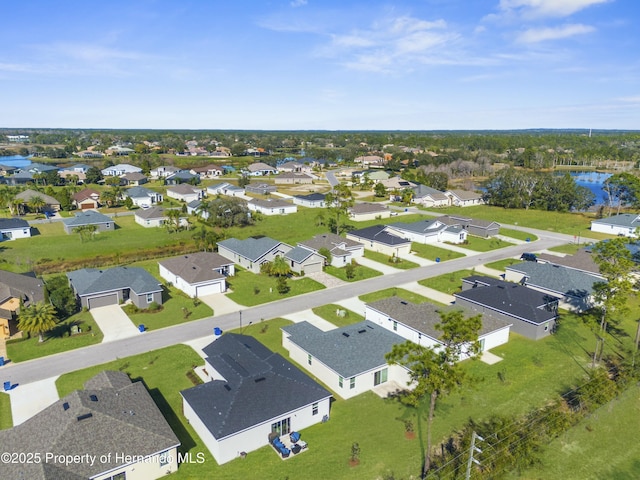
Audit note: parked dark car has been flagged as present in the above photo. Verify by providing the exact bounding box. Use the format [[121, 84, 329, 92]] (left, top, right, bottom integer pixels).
[[520, 253, 537, 261]]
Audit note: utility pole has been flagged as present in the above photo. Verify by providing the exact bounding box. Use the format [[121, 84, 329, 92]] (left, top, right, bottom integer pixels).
[[465, 431, 483, 480]]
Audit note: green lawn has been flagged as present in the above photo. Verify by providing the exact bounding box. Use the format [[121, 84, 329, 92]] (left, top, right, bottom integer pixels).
[[484, 257, 521, 271], [226, 270, 325, 306], [359, 288, 431, 304], [126, 287, 213, 331], [0, 392, 12, 430], [6, 310, 103, 363], [312, 304, 365, 327], [418, 269, 479, 295], [458, 235, 513, 252], [510, 384, 640, 480], [324, 263, 382, 282], [363, 250, 420, 269], [499, 227, 538, 242], [549, 242, 587, 254], [410, 243, 465, 261]]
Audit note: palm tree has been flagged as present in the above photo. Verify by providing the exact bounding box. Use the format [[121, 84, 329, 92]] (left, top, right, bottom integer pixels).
[[73, 224, 98, 242], [165, 209, 182, 233], [9, 198, 25, 216], [17, 301, 57, 343], [27, 195, 46, 214]]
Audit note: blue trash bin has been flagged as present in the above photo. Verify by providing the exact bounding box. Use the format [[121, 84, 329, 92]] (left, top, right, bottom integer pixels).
[[526, 238, 530, 242], [435, 257, 440, 263], [214, 327, 222, 336], [138, 324, 145, 333], [3, 381, 10, 391], [0, 356, 4, 367]]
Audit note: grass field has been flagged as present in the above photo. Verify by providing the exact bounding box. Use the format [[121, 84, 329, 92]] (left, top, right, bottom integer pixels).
[[359, 288, 431, 304], [324, 263, 381, 282], [312, 304, 364, 327], [418, 269, 479, 295], [484, 257, 521, 271], [460, 235, 513, 252], [0, 392, 12, 430], [363, 250, 420, 269], [549, 242, 588, 254], [6, 310, 103, 363], [226, 270, 325, 306], [499, 227, 538, 242], [410, 243, 465, 261]]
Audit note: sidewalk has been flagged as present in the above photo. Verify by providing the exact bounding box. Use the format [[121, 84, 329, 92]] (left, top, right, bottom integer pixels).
[[356, 257, 402, 275], [399, 281, 456, 305], [281, 309, 337, 331]]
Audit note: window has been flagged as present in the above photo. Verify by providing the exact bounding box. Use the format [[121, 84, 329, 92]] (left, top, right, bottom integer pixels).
[[312, 402, 319, 416], [393, 321, 398, 332], [350, 377, 356, 389], [159, 450, 170, 467], [108, 473, 126, 480], [374, 368, 388, 386], [338, 376, 343, 388], [307, 354, 312, 365], [146, 293, 154, 303], [271, 418, 291, 436]]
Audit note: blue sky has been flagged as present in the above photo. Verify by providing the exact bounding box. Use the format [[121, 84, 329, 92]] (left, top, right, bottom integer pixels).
[[1, 0, 638, 130]]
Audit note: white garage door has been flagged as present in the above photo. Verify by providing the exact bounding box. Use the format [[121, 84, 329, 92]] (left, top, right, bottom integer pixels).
[[195, 282, 223, 296], [88, 293, 119, 309]]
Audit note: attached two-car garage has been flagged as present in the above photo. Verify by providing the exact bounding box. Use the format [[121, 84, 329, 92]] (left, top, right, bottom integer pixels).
[[87, 293, 119, 309]]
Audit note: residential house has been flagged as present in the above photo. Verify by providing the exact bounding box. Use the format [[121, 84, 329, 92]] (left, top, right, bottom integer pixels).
[[0, 218, 31, 241], [105, 146, 135, 156], [245, 183, 277, 195], [165, 171, 200, 185], [293, 192, 327, 208], [298, 232, 365, 267], [282, 320, 411, 400], [439, 215, 500, 238], [0, 164, 18, 176], [181, 334, 331, 464], [0, 370, 180, 480], [166, 184, 203, 203], [134, 206, 188, 228], [246, 162, 277, 176], [347, 225, 412, 257], [365, 296, 511, 353], [121, 172, 148, 186], [354, 155, 385, 167], [207, 182, 245, 198], [278, 161, 308, 173], [274, 172, 314, 185], [411, 185, 450, 208], [445, 189, 484, 207], [217, 237, 292, 274], [159, 252, 234, 297], [190, 164, 224, 178], [5, 170, 36, 185], [379, 176, 416, 193], [150, 165, 182, 179], [124, 186, 163, 208], [67, 266, 163, 309], [14, 189, 61, 212], [283, 246, 325, 274], [101, 163, 142, 177], [348, 202, 391, 221], [58, 169, 87, 184], [536, 249, 601, 276], [247, 198, 297, 215], [0, 270, 45, 339], [455, 276, 559, 340], [63, 210, 115, 234], [590, 213, 640, 237], [24, 162, 59, 174], [71, 188, 100, 210], [505, 262, 603, 312], [385, 218, 467, 245]]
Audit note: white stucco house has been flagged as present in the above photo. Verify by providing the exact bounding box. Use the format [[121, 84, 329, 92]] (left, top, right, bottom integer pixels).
[[292, 193, 327, 208], [298, 232, 364, 267], [181, 334, 332, 464], [124, 186, 163, 208], [101, 163, 142, 177], [590, 213, 640, 237], [385, 219, 467, 245], [445, 189, 484, 207], [348, 202, 391, 221], [247, 198, 297, 215], [217, 237, 292, 274], [347, 225, 412, 257], [166, 184, 204, 203], [0, 218, 31, 241], [159, 252, 234, 297]]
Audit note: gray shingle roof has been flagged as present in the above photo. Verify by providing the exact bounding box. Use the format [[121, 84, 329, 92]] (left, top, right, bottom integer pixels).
[[505, 262, 603, 297], [455, 276, 558, 325], [0, 217, 29, 230], [63, 210, 113, 228], [284, 245, 318, 264], [282, 320, 405, 377], [67, 266, 162, 296], [299, 232, 363, 254], [388, 219, 444, 235], [167, 183, 199, 195], [294, 192, 326, 202], [349, 202, 388, 215], [134, 206, 166, 220], [159, 252, 232, 283], [248, 198, 293, 209], [0, 269, 44, 306], [15, 189, 60, 205], [181, 334, 331, 439], [591, 213, 640, 228], [412, 185, 448, 200], [125, 186, 156, 198], [217, 237, 288, 262], [348, 225, 411, 246], [0, 371, 179, 480]]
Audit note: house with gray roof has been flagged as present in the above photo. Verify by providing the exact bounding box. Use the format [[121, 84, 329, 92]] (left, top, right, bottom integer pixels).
[[101, 163, 142, 176], [445, 189, 485, 207], [245, 182, 277, 195], [274, 172, 314, 184], [0, 269, 44, 339], [293, 192, 327, 208], [590, 213, 640, 237], [385, 218, 467, 244], [207, 182, 245, 198], [411, 185, 450, 208], [283, 246, 325, 274], [15, 189, 61, 212], [348, 202, 391, 221], [347, 225, 412, 257], [62, 210, 115, 234], [181, 334, 331, 464], [298, 232, 364, 267], [0, 370, 180, 480], [217, 237, 292, 274], [505, 261, 603, 312], [246, 162, 278, 176], [124, 186, 163, 208], [536, 249, 601, 276], [121, 171, 148, 186], [166, 183, 203, 203], [365, 296, 511, 351], [247, 198, 297, 215], [165, 170, 200, 185], [159, 252, 234, 297], [454, 276, 558, 340], [0, 217, 31, 240], [67, 266, 163, 309], [439, 215, 500, 238], [282, 320, 411, 399]]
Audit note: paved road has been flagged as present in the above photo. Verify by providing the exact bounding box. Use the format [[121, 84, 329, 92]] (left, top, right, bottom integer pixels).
[[0, 234, 568, 386], [325, 170, 339, 188]]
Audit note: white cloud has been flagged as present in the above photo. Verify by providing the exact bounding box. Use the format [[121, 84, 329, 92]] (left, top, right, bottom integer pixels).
[[516, 23, 595, 43], [617, 95, 640, 103], [290, 0, 307, 7], [499, 0, 611, 18]]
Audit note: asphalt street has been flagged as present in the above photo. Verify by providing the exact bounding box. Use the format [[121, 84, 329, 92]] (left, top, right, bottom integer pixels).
[[1, 232, 570, 386]]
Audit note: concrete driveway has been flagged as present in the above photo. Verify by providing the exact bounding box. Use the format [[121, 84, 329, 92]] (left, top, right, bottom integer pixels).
[[9, 376, 59, 425], [282, 309, 337, 331], [90, 305, 140, 342], [356, 257, 403, 275], [200, 293, 242, 316]]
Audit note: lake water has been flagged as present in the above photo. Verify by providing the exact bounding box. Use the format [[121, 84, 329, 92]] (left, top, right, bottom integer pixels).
[[0, 155, 32, 168], [562, 171, 612, 205]]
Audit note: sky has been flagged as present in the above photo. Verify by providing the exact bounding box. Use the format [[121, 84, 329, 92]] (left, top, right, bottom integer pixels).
[[1, 0, 638, 130]]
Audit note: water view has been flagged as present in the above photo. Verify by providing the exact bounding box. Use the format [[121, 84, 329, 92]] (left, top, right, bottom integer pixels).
[[0, 155, 32, 168]]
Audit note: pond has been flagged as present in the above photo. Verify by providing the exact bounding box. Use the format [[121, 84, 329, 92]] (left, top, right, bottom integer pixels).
[[559, 171, 612, 205], [0, 155, 32, 168]]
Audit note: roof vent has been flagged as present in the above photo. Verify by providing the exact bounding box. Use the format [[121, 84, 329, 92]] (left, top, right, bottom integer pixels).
[[342, 332, 350, 337], [367, 325, 373, 329], [77, 413, 93, 422], [358, 329, 366, 334], [224, 384, 231, 391], [400, 301, 408, 305], [254, 377, 266, 383], [63, 402, 69, 411], [89, 394, 98, 402]]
